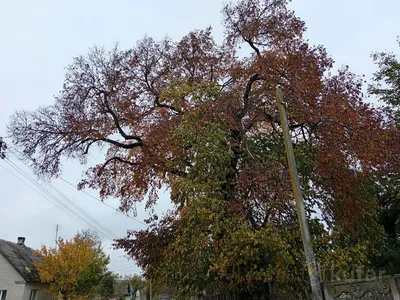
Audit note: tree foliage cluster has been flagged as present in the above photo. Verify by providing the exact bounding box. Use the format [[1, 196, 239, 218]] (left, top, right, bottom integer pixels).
[[34, 231, 110, 300], [8, 0, 400, 298], [368, 39, 400, 275]]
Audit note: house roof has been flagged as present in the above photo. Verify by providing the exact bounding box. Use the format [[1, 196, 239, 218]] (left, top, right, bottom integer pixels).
[[0, 239, 40, 282]]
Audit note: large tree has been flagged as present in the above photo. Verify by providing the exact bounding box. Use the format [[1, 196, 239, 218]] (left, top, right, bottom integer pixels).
[[34, 232, 110, 299], [8, 0, 399, 298]]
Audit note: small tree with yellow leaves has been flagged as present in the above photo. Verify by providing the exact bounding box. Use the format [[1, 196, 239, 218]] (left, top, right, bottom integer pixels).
[[34, 232, 110, 300]]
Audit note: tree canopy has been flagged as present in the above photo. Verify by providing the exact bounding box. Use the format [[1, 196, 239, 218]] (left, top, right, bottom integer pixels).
[[370, 38, 400, 125], [8, 0, 400, 298], [368, 38, 400, 275], [97, 271, 116, 300], [34, 232, 110, 299]]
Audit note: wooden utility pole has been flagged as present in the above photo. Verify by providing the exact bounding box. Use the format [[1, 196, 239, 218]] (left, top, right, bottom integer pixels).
[[275, 87, 324, 300], [55, 224, 59, 248], [150, 280, 153, 300]]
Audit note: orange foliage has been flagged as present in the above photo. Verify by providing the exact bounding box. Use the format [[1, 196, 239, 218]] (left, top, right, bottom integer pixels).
[[34, 233, 109, 300]]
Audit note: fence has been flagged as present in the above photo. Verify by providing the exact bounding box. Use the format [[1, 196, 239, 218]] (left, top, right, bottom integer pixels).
[[190, 295, 238, 300], [189, 276, 400, 299], [323, 275, 400, 299]]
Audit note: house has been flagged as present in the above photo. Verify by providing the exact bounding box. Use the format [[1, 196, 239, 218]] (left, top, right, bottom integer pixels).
[[0, 237, 52, 300]]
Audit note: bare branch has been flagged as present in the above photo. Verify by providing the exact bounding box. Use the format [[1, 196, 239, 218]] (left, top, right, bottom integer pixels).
[[243, 73, 260, 109], [154, 96, 182, 114], [102, 138, 142, 149], [83, 139, 101, 154], [242, 36, 261, 57], [101, 93, 143, 141], [238, 74, 263, 122], [220, 77, 234, 91], [98, 156, 136, 176], [224, 7, 262, 57]]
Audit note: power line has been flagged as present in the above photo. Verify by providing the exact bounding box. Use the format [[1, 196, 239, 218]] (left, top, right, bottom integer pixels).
[[3, 158, 115, 240], [1, 158, 115, 241], [0, 161, 113, 240], [0, 161, 90, 226], [7, 144, 147, 227], [0, 138, 147, 269], [6, 150, 118, 239], [0, 163, 73, 212], [112, 264, 138, 272], [112, 262, 137, 269], [46, 182, 118, 239], [58, 177, 147, 227]]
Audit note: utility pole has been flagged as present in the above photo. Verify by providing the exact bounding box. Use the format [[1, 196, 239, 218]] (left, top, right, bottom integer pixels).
[[55, 224, 59, 248], [150, 280, 152, 300], [275, 87, 324, 300]]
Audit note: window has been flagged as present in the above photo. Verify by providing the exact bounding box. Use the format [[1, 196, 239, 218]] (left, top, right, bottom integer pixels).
[[0, 290, 6, 300], [29, 289, 38, 300]]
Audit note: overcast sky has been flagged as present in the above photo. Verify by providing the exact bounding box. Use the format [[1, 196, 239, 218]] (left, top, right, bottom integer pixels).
[[0, 0, 399, 277]]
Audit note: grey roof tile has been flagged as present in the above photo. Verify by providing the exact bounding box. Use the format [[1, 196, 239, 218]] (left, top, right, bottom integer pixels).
[[0, 239, 40, 283]]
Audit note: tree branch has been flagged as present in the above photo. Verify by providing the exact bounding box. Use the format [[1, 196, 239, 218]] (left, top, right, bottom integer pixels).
[[102, 94, 142, 141], [154, 96, 182, 114], [102, 138, 143, 149], [98, 156, 136, 176], [228, 10, 261, 57], [84, 139, 101, 154], [242, 36, 261, 57], [220, 77, 234, 91], [238, 74, 263, 122], [243, 73, 260, 110]]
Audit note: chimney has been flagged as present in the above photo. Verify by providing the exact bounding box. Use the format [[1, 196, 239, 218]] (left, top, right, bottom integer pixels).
[[17, 237, 25, 245]]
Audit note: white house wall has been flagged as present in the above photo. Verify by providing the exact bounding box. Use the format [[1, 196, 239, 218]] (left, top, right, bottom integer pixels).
[[23, 283, 52, 300], [0, 252, 26, 299]]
